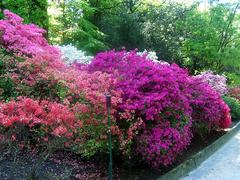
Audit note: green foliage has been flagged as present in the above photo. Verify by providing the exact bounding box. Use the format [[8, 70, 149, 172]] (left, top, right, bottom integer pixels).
[[48, 0, 108, 54], [225, 72, 240, 87], [223, 96, 240, 121], [0, 47, 70, 101], [2, 0, 239, 76], [56, 82, 69, 101], [80, 139, 106, 158], [180, 3, 240, 73], [48, 0, 240, 77], [140, 2, 196, 63], [0, 48, 18, 101], [73, 112, 110, 158], [100, 0, 145, 50], [0, 77, 16, 101], [1, 0, 49, 32], [192, 121, 210, 139], [70, 18, 108, 54]]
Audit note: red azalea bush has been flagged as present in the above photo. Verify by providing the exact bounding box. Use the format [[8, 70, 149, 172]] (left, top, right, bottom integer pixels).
[[0, 97, 78, 150], [0, 47, 125, 157], [0, 97, 76, 130], [0, 10, 124, 157]]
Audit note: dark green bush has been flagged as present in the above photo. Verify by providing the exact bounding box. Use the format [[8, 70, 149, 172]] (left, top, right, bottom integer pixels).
[[223, 96, 240, 121]]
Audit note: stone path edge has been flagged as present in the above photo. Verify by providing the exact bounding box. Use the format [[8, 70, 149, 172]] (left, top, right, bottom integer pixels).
[[157, 121, 240, 180]]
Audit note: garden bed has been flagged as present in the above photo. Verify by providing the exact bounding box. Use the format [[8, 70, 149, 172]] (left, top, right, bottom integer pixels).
[[0, 10, 238, 180], [1, 122, 239, 180]]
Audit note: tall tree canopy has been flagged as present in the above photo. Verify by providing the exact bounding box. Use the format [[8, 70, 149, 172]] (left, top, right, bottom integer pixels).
[[1, 0, 240, 81]]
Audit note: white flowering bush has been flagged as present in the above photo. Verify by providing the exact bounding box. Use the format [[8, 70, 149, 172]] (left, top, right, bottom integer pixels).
[[195, 71, 228, 95], [55, 44, 93, 64], [137, 50, 158, 62], [137, 50, 169, 65]]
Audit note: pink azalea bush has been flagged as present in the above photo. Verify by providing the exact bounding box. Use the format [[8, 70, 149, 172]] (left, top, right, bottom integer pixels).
[[89, 50, 192, 166], [0, 10, 60, 60]]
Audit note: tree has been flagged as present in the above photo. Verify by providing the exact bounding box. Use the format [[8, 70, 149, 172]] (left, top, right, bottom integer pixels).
[[180, 2, 240, 73], [48, 0, 108, 54], [1, 0, 49, 33], [140, 2, 196, 64], [100, 0, 146, 50]]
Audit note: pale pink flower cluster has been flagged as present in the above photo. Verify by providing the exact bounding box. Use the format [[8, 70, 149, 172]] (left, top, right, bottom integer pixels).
[[195, 70, 228, 95]]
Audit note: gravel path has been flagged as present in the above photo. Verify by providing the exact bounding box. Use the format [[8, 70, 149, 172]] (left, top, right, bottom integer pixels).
[[182, 130, 240, 180]]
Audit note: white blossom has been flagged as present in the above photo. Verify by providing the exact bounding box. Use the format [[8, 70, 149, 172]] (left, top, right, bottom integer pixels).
[[55, 44, 93, 65], [137, 50, 169, 65]]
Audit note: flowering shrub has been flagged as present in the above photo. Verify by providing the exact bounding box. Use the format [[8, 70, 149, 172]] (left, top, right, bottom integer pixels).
[[195, 71, 228, 96], [0, 48, 18, 100], [137, 50, 169, 65], [89, 50, 193, 120], [0, 97, 76, 130], [55, 44, 93, 65], [137, 50, 158, 62], [0, 10, 61, 62], [0, 11, 233, 169], [0, 11, 124, 157], [89, 50, 231, 167], [0, 53, 124, 158], [137, 121, 192, 168], [89, 50, 194, 166], [0, 97, 77, 150], [190, 77, 231, 132]]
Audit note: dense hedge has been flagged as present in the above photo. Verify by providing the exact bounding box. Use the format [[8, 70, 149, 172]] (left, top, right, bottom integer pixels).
[[0, 11, 232, 169]]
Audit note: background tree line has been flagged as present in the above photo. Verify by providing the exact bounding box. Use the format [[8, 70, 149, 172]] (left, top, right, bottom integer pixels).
[[1, 0, 240, 84]]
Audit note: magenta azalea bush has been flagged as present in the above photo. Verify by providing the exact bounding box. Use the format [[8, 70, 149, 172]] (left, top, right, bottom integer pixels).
[[89, 50, 232, 167], [190, 77, 231, 131], [89, 50, 193, 120], [137, 123, 192, 167], [0, 11, 232, 169]]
